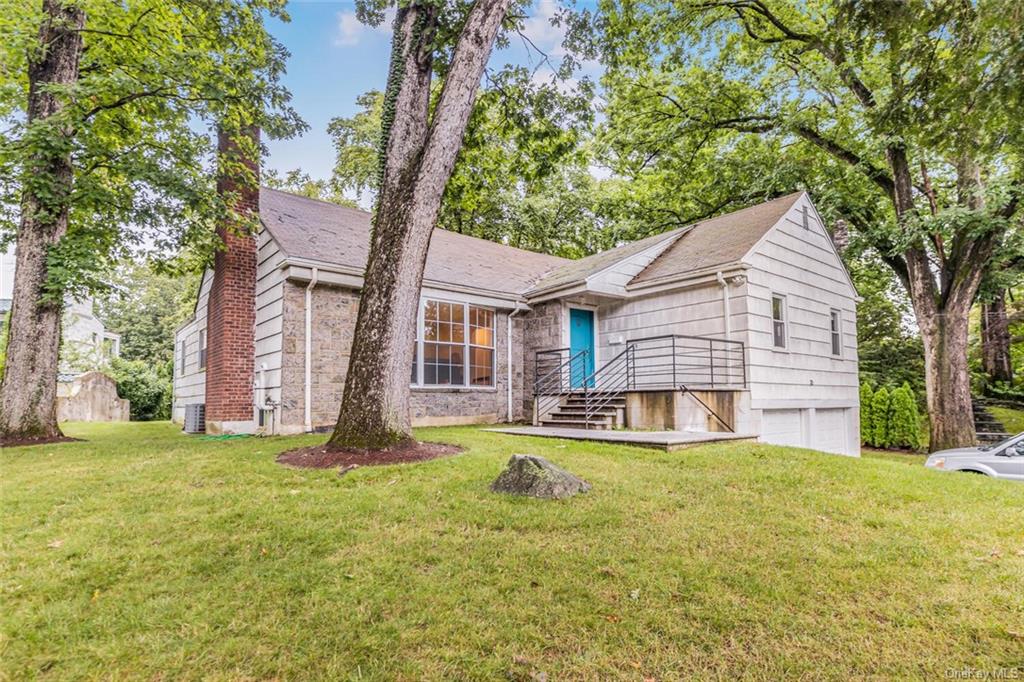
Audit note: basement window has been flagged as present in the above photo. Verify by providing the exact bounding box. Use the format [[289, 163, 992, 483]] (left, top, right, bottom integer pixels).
[[771, 295, 787, 349], [412, 299, 495, 388]]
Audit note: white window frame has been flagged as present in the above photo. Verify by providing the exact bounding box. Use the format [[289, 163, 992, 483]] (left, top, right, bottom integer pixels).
[[179, 339, 186, 375], [412, 297, 496, 389], [198, 329, 207, 370], [771, 294, 788, 350], [830, 309, 842, 357]]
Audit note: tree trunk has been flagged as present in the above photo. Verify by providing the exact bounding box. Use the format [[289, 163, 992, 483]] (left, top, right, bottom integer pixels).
[[0, 0, 85, 442], [916, 298, 977, 451], [891, 147, 987, 452], [328, 0, 511, 450], [980, 291, 1014, 385]]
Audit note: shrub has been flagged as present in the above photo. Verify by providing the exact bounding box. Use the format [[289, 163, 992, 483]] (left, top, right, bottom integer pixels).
[[108, 357, 171, 421], [889, 383, 922, 450], [870, 387, 892, 449], [859, 382, 875, 445]]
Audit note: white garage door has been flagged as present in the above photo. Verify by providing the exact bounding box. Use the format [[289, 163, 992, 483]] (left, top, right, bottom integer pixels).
[[815, 408, 848, 455], [761, 409, 803, 448]]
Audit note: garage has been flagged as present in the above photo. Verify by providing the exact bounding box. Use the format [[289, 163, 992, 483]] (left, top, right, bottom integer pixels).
[[814, 408, 849, 455], [760, 408, 804, 448]]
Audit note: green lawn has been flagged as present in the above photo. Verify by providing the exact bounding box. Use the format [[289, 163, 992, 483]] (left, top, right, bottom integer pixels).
[[990, 406, 1024, 435], [3, 422, 1023, 680]]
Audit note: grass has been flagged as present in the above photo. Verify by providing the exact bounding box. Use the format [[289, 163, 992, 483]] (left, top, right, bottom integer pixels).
[[990, 406, 1024, 434], [3, 422, 1023, 680]]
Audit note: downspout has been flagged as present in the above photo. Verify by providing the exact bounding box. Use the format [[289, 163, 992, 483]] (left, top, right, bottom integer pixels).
[[507, 305, 524, 422], [716, 271, 731, 340], [304, 267, 319, 433]]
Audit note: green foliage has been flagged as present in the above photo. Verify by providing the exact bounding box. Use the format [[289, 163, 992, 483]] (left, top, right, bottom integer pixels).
[[263, 169, 355, 207], [859, 382, 874, 445], [850, 257, 926, 400], [107, 357, 171, 421], [0, 0, 306, 299], [96, 263, 199, 366], [870, 387, 893, 450], [889, 383, 923, 451], [328, 67, 596, 256]]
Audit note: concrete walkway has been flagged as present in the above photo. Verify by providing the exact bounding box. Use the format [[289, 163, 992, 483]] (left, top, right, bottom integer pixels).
[[485, 426, 758, 451]]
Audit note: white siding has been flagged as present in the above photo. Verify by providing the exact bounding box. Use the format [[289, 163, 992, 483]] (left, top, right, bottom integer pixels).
[[254, 229, 286, 408], [741, 197, 860, 455], [742, 198, 859, 409], [171, 268, 213, 423], [586, 236, 679, 295], [596, 281, 747, 363]]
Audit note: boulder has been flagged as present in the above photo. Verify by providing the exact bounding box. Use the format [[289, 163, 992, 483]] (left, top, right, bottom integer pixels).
[[490, 454, 591, 500]]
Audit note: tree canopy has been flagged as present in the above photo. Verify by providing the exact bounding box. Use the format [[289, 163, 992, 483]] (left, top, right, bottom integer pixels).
[[0, 0, 305, 297]]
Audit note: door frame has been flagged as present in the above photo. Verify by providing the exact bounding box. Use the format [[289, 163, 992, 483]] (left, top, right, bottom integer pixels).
[[565, 303, 598, 387]]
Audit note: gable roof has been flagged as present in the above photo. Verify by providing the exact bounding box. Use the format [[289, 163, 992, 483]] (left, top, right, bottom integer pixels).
[[259, 188, 569, 298], [259, 188, 809, 303], [526, 226, 688, 296], [630, 192, 804, 285], [526, 191, 804, 296]]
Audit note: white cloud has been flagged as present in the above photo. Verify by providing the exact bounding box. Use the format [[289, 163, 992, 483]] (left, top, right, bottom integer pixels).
[[333, 8, 395, 47], [333, 12, 364, 46], [520, 0, 566, 56]]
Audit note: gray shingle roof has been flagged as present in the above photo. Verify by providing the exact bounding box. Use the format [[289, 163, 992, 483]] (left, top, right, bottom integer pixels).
[[259, 188, 569, 297], [259, 188, 803, 300], [631, 192, 803, 284], [526, 227, 688, 295]]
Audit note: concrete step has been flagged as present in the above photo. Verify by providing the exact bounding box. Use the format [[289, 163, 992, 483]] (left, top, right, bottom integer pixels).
[[552, 405, 620, 416], [563, 397, 626, 407], [539, 418, 612, 430]]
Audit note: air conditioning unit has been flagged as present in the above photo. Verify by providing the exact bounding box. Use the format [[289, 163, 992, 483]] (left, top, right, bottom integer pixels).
[[184, 404, 206, 434]]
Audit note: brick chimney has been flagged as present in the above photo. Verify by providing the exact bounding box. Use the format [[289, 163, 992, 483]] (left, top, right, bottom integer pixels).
[[204, 126, 259, 434]]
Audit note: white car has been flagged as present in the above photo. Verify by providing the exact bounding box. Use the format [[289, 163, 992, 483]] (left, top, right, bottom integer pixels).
[[924, 432, 1024, 481]]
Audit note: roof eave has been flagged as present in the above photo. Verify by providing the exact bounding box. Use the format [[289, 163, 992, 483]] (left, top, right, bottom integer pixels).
[[280, 257, 533, 307], [626, 262, 751, 292]]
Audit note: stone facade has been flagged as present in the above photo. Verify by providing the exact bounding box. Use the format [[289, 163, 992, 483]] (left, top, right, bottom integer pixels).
[[519, 300, 564, 417], [280, 282, 359, 430], [278, 281, 526, 431]]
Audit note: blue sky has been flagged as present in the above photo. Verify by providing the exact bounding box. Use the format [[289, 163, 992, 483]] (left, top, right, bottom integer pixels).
[[264, 1, 602, 184]]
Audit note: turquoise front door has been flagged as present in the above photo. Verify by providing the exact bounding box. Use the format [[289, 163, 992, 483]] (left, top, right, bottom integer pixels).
[[569, 308, 595, 388]]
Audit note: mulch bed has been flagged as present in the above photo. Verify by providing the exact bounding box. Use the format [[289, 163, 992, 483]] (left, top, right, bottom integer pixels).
[[0, 435, 81, 448], [276, 441, 463, 469]]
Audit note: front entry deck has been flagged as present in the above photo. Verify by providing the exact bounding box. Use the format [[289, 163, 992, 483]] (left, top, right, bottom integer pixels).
[[486, 426, 757, 452]]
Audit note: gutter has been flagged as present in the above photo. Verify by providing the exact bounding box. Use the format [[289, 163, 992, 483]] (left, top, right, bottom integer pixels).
[[625, 262, 750, 293], [507, 304, 525, 422], [716, 271, 732, 341], [304, 266, 319, 433]]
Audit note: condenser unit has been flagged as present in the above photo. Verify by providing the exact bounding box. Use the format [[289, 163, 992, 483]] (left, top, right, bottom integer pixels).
[[184, 404, 206, 434]]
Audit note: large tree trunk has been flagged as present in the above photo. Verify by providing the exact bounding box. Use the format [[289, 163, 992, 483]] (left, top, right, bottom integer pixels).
[[0, 0, 85, 442], [328, 0, 511, 450], [917, 300, 977, 451], [892, 148, 989, 452], [980, 291, 1014, 385]]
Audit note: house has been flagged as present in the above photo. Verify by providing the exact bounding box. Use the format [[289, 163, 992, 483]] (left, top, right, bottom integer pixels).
[[1, 244, 121, 375], [173, 172, 861, 455]]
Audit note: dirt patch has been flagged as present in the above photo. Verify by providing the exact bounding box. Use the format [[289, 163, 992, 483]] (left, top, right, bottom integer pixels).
[[0, 435, 81, 448], [276, 441, 463, 469]]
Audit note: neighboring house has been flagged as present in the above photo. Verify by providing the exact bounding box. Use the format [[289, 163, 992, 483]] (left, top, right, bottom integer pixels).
[[0, 244, 121, 374], [174, 183, 861, 455]]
